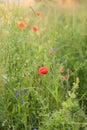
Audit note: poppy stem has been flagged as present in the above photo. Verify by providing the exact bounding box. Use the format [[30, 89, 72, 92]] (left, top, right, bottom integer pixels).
[[55, 84, 59, 108], [30, 6, 36, 15]]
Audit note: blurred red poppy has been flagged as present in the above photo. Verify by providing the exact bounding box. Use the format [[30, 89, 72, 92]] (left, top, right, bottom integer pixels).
[[36, 12, 41, 17], [18, 21, 27, 29], [38, 66, 49, 75], [60, 68, 65, 73], [32, 26, 39, 32], [63, 76, 68, 80]]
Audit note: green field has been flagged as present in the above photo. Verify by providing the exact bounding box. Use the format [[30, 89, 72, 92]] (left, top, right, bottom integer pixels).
[[0, 1, 87, 130]]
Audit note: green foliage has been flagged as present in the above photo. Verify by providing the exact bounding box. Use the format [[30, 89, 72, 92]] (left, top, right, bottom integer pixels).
[[77, 60, 87, 114], [39, 78, 87, 130], [0, 2, 87, 130]]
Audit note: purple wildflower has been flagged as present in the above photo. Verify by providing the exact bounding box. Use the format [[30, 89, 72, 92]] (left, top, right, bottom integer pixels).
[[15, 90, 19, 98]]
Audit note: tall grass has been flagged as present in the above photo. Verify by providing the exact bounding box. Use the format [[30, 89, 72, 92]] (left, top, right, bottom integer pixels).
[[0, 2, 87, 130]]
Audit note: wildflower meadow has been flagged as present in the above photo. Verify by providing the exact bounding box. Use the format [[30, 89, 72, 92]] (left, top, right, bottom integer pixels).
[[0, 0, 87, 130]]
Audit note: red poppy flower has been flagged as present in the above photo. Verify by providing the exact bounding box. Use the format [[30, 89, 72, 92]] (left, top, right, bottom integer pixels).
[[36, 12, 41, 17], [60, 68, 65, 73], [38, 66, 49, 75], [32, 26, 39, 32], [18, 21, 27, 29], [63, 76, 68, 80]]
